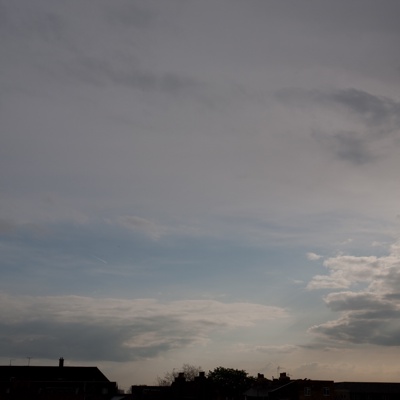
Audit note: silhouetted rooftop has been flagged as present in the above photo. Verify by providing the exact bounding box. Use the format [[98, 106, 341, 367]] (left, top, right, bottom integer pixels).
[[0, 365, 110, 382], [335, 382, 400, 394]]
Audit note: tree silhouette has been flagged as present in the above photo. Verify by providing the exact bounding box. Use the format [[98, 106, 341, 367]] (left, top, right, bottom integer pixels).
[[157, 363, 203, 386], [207, 366, 255, 399]]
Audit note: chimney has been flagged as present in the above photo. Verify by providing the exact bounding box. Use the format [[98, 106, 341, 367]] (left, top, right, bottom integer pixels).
[[59, 357, 64, 368], [173, 372, 186, 386], [279, 372, 289, 381]]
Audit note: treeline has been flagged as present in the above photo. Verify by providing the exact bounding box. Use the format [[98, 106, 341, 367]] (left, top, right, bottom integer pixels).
[[156, 364, 255, 398]]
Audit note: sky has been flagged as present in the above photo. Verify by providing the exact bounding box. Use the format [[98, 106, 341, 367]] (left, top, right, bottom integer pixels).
[[2, 0, 400, 391]]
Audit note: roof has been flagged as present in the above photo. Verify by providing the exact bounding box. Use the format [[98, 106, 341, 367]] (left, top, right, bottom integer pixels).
[[335, 382, 400, 394], [0, 366, 110, 382]]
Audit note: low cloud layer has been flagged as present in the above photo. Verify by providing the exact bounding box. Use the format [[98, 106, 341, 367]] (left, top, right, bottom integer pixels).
[[0, 293, 286, 362], [255, 344, 299, 354], [308, 241, 400, 346]]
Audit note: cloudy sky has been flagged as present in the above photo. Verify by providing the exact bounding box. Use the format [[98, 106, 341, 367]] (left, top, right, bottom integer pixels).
[[2, 0, 400, 390]]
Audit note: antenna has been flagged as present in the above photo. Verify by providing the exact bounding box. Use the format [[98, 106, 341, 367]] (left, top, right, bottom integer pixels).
[[277, 366, 286, 376]]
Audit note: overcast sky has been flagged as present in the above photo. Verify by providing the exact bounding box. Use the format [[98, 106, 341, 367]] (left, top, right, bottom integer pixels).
[[2, 0, 400, 390]]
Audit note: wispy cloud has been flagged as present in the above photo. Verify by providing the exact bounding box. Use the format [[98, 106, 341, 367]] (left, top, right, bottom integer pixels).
[[277, 88, 400, 165], [113, 215, 166, 240], [327, 89, 400, 129], [67, 54, 203, 96], [0, 293, 287, 362], [255, 344, 299, 354]]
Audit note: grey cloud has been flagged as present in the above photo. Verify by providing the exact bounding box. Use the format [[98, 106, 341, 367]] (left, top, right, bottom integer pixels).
[[299, 342, 347, 351], [110, 68, 201, 96], [354, 309, 400, 320], [309, 316, 374, 344], [310, 315, 400, 346], [327, 89, 400, 128], [113, 215, 166, 240], [0, 294, 286, 362], [307, 255, 379, 290], [1, 1, 202, 98], [316, 130, 374, 165], [274, 88, 318, 105], [26, 11, 67, 44], [255, 345, 299, 354], [52, 45, 205, 99], [324, 292, 396, 313], [264, 0, 400, 36], [277, 87, 400, 129], [384, 293, 400, 300], [0, 3, 66, 42], [0, 316, 198, 362], [68, 54, 200, 94], [277, 88, 400, 165], [323, 255, 379, 275], [308, 241, 400, 346], [306, 275, 350, 290]]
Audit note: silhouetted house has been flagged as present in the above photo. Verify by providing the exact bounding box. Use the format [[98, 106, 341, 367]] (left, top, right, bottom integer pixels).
[[173, 371, 213, 399], [269, 378, 333, 400], [334, 382, 400, 400], [131, 371, 212, 400], [0, 358, 118, 400], [244, 373, 272, 400], [245, 372, 334, 400], [131, 385, 171, 400]]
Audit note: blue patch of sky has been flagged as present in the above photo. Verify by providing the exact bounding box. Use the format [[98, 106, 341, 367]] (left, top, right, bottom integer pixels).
[[0, 220, 317, 303]]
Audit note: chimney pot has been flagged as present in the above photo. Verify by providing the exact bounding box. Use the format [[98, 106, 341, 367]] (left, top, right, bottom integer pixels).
[[279, 372, 289, 380]]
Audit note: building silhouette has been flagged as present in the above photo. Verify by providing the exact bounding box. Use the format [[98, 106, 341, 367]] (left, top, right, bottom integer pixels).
[[0, 358, 118, 400]]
